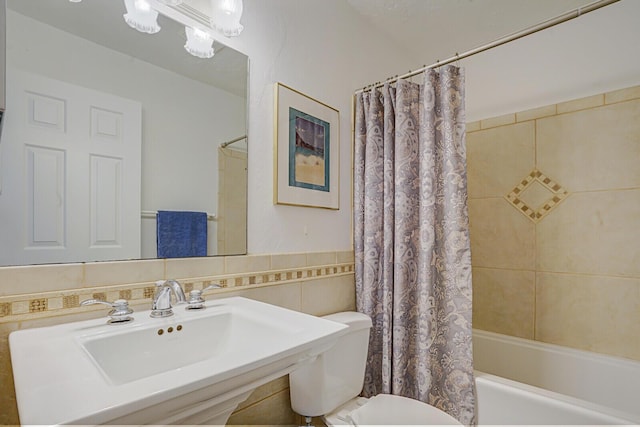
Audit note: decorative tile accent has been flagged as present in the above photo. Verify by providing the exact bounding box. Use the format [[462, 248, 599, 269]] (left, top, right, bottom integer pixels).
[[63, 295, 79, 308], [29, 298, 47, 312], [505, 169, 569, 223], [0, 303, 10, 317], [119, 290, 132, 300], [0, 260, 355, 323]]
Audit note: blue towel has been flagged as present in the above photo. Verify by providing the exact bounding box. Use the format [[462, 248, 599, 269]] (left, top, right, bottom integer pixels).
[[156, 211, 207, 258]]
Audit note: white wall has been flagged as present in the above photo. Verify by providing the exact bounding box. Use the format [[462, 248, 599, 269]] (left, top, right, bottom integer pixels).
[[212, 0, 640, 255], [6, 11, 246, 258], [215, 0, 416, 255], [464, 0, 640, 122]]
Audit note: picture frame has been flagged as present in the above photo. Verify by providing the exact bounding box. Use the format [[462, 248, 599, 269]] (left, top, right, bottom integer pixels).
[[274, 82, 340, 209]]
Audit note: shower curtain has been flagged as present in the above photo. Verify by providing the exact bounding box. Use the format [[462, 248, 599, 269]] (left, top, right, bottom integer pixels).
[[354, 65, 476, 424]]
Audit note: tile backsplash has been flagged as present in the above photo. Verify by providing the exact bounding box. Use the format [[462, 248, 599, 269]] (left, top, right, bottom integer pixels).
[[467, 84, 640, 362], [0, 251, 355, 425]]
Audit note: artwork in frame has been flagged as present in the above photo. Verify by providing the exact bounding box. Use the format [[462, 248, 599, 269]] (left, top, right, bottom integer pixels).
[[274, 83, 339, 209]]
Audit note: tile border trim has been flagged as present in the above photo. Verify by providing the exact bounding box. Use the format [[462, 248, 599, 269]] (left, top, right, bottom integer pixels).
[[0, 262, 354, 323], [467, 84, 640, 131]]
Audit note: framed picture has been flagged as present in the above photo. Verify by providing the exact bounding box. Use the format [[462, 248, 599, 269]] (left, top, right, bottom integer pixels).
[[274, 83, 339, 209]]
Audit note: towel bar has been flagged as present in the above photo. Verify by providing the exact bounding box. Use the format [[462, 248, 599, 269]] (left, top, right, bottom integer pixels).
[[141, 210, 217, 221]]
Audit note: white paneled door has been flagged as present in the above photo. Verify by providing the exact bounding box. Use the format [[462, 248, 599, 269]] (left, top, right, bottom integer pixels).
[[0, 70, 141, 265]]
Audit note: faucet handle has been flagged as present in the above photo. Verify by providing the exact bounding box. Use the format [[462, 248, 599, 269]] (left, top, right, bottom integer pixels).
[[185, 284, 222, 310], [81, 298, 134, 324]]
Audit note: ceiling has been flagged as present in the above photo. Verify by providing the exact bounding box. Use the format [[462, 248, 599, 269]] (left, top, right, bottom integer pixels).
[[346, 0, 595, 68]]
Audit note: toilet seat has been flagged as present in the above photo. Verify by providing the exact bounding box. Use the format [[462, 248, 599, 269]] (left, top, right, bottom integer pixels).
[[324, 394, 462, 426]]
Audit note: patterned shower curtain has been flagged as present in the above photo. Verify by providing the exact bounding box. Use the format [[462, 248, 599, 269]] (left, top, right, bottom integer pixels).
[[354, 65, 476, 425]]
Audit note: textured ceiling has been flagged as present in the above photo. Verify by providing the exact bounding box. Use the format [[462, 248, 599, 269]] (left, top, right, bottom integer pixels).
[[346, 0, 594, 67]]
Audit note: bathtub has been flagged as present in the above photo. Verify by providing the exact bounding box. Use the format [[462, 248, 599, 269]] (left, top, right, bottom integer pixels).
[[473, 329, 640, 425]]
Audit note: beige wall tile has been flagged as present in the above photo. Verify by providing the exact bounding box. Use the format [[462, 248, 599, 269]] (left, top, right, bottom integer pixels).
[[165, 256, 225, 279], [537, 190, 640, 277], [225, 255, 271, 274], [306, 251, 337, 266], [337, 250, 355, 264], [301, 275, 356, 316], [480, 113, 516, 129], [466, 122, 535, 198], [472, 267, 535, 339], [84, 259, 164, 287], [270, 253, 307, 270], [466, 121, 481, 132], [536, 273, 640, 360], [516, 104, 556, 122], [0, 263, 84, 296], [235, 376, 289, 412], [227, 388, 297, 425], [537, 100, 640, 192], [212, 283, 302, 312], [0, 322, 20, 425], [556, 94, 604, 114], [605, 85, 640, 104], [468, 198, 535, 270]]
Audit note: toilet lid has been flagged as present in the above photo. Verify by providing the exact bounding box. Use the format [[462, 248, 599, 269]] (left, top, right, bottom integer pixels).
[[347, 394, 462, 426]]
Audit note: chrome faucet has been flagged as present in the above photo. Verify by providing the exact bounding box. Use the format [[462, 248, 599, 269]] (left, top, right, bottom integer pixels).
[[151, 279, 187, 318]]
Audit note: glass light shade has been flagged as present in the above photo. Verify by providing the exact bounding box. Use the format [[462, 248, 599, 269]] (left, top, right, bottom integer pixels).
[[69, 0, 82, 3], [210, 0, 244, 37], [184, 27, 215, 59], [123, 0, 161, 34]]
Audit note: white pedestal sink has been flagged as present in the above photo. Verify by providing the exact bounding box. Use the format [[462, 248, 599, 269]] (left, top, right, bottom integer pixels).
[[9, 296, 347, 425]]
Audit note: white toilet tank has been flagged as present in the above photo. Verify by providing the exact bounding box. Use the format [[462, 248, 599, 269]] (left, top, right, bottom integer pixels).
[[289, 311, 372, 417]]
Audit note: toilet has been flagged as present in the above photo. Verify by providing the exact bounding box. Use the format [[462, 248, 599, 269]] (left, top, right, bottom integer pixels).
[[289, 311, 462, 426]]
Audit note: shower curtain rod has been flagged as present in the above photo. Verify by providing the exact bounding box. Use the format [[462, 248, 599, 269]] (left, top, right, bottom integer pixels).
[[220, 135, 247, 148], [356, 0, 619, 94]]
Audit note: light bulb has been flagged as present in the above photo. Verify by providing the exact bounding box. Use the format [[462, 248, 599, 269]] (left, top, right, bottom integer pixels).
[[134, 0, 151, 12], [210, 0, 243, 37], [184, 26, 215, 59], [221, 0, 236, 14], [123, 0, 161, 34]]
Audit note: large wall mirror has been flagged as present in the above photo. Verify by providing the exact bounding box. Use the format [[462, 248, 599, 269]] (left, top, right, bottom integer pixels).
[[0, 0, 248, 267]]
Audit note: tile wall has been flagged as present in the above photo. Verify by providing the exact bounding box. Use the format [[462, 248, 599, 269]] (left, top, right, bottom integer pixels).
[[217, 147, 248, 255], [0, 251, 355, 425], [467, 85, 640, 361]]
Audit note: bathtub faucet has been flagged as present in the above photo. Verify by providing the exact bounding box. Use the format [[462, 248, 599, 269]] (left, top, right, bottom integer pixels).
[[151, 279, 186, 318]]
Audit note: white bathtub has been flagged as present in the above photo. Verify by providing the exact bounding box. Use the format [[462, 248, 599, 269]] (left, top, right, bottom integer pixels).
[[473, 329, 640, 425]]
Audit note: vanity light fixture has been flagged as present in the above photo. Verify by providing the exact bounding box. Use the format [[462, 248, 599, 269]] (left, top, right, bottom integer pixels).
[[210, 0, 244, 37], [123, 0, 161, 34], [69, 0, 243, 59], [184, 26, 215, 59]]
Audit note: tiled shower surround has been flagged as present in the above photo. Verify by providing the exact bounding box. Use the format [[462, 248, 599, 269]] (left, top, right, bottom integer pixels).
[[0, 251, 355, 425], [467, 84, 640, 362]]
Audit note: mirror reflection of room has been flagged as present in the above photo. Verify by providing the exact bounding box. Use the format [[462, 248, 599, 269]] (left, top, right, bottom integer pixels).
[[0, 0, 248, 266]]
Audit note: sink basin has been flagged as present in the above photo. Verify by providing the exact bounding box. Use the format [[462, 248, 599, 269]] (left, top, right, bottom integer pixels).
[[80, 308, 298, 386], [9, 296, 347, 425]]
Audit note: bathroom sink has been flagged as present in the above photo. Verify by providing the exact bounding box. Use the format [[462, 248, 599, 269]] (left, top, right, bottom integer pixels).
[[9, 296, 347, 425], [80, 308, 295, 386]]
